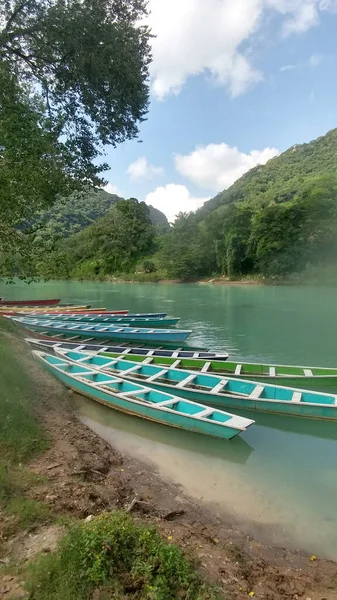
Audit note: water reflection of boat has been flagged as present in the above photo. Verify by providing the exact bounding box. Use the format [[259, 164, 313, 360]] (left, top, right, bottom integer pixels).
[[72, 393, 254, 466]]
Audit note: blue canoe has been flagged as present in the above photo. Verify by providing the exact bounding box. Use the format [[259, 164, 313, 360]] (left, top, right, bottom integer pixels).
[[33, 351, 253, 440], [23, 314, 181, 328], [55, 349, 337, 420], [11, 316, 192, 343]]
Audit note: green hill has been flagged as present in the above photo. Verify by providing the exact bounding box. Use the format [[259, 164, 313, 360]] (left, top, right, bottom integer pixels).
[[159, 128, 337, 281], [35, 128, 337, 283], [197, 128, 337, 219], [32, 189, 169, 244]]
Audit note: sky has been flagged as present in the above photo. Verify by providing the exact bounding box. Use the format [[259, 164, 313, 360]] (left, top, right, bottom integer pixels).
[[103, 0, 337, 222]]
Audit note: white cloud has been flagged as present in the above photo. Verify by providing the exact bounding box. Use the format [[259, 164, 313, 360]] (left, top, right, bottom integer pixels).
[[147, 0, 263, 100], [104, 183, 122, 196], [127, 157, 164, 180], [281, 1, 318, 35], [146, 0, 337, 100], [309, 53, 323, 67], [280, 64, 297, 71], [319, 0, 337, 10], [175, 143, 279, 191], [145, 184, 208, 222]]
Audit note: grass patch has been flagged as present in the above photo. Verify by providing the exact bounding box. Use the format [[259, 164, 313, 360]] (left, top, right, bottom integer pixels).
[[25, 512, 223, 600], [5, 497, 52, 528], [117, 271, 165, 283], [0, 320, 49, 463], [0, 320, 51, 536]]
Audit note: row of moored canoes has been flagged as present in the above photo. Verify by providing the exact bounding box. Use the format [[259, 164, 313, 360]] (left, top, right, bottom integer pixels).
[[3, 296, 337, 441]]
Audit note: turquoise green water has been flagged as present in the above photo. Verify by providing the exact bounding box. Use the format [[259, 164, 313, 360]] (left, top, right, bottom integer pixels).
[[3, 280, 337, 557]]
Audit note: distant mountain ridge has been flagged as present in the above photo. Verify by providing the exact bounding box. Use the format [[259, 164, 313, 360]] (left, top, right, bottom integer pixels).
[[196, 128, 337, 221], [32, 189, 169, 241]]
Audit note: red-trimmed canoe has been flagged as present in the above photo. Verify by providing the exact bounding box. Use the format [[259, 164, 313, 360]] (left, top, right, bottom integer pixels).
[[0, 298, 61, 306]]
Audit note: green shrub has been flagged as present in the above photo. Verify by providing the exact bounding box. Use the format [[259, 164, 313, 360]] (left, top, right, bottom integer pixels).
[[26, 512, 221, 600], [143, 260, 156, 273]]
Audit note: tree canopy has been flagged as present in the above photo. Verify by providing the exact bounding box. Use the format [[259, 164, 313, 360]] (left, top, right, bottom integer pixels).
[[0, 0, 151, 274], [55, 198, 156, 279]]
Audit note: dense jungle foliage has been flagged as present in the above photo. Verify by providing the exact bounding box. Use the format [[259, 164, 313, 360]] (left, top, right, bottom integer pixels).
[[33, 128, 337, 282], [0, 0, 151, 274], [35, 197, 165, 279], [28, 190, 169, 245]]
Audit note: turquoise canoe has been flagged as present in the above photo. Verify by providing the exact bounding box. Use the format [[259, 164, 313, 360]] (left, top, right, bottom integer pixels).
[[24, 311, 168, 319], [55, 349, 337, 420], [10, 317, 192, 343], [33, 351, 253, 440], [26, 314, 181, 328]]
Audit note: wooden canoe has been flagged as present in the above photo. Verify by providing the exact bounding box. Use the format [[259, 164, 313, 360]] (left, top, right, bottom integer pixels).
[[10, 316, 192, 343], [25, 338, 229, 361], [30, 314, 180, 328], [33, 351, 253, 440], [25, 339, 337, 391], [22, 329, 208, 351], [0, 304, 93, 314], [34, 343, 337, 391], [55, 349, 337, 420], [27, 311, 168, 319], [0, 298, 61, 306]]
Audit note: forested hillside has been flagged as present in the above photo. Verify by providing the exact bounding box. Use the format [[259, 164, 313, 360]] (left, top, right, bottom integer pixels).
[[159, 128, 337, 281], [30, 189, 169, 245], [196, 129, 337, 220], [35, 128, 337, 282], [36, 198, 160, 279]]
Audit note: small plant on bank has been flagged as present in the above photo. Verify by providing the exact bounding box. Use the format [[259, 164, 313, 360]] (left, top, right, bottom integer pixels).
[[25, 512, 222, 600], [143, 260, 157, 274]]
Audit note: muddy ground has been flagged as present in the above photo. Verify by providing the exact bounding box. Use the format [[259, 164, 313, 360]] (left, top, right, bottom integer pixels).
[[1, 331, 337, 600]]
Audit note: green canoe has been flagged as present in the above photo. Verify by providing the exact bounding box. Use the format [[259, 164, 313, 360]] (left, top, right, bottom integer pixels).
[[55, 349, 337, 420], [44, 342, 337, 392]]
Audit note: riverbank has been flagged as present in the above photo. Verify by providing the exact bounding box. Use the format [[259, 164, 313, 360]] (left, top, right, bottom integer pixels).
[[22, 269, 337, 285], [1, 320, 337, 599]]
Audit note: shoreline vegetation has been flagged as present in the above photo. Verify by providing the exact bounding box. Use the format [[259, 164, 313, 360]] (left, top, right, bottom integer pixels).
[[2, 320, 337, 599], [38, 270, 337, 286]]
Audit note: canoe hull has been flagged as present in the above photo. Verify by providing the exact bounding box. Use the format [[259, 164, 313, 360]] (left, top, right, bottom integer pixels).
[[52, 349, 337, 421], [223, 374, 337, 393], [0, 298, 61, 306], [26, 338, 228, 359], [0, 306, 94, 315], [41, 362, 244, 440], [17, 322, 190, 342], [33, 315, 180, 327], [103, 355, 337, 393], [124, 378, 337, 420]]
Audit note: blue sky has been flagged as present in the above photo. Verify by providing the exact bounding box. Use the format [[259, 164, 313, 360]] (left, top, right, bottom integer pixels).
[[103, 0, 337, 221]]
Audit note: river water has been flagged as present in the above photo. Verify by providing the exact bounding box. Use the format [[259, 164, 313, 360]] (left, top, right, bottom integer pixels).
[[3, 280, 337, 558]]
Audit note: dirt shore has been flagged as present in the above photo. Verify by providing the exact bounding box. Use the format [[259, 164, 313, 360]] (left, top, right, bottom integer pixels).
[[1, 332, 337, 600]]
